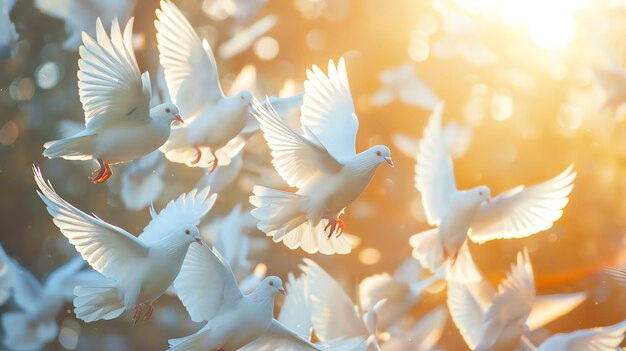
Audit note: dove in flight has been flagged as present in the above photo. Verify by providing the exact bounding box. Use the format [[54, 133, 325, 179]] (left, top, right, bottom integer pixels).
[[358, 258, 442, 330], [448, 250, 587, 351], [301, 258, 382, 351], [250, 58, 394, 255], [34, 166, 214, 325], [409, 103, 576, 281], [167, 244, 322, 351], [42, 18, 184, 184], [241, 271, 365, 351], [155, 1, 301, 172], [529, 319, 626, 351], [0, 248, 104, 351]]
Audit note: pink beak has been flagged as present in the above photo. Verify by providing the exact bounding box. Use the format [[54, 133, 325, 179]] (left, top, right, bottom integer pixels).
[[278, 288, 286, 296], [175, 115, 184, 124], [384, 156, 394, 167]]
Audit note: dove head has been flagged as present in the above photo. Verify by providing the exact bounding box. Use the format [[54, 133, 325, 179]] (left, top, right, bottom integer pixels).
[[262, 276, 286, 296], [470, 186, 491, 204], [367, 145, 394, 167], [236, 91, 253, 105], [178, 224, 202, 245], [152, 103, 183, 125]]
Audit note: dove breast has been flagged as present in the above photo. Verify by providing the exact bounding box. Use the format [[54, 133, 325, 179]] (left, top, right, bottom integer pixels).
[[92, 120, 172, 164]]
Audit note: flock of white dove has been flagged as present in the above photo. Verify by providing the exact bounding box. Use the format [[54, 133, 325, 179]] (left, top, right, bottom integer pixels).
[[1, 0, 626, 350]]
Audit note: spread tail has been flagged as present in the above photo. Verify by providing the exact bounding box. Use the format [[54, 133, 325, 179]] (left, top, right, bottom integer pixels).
[[73, 286, 125, 323], [43, 134, 94, 160], [410, 229, 480, 282], [168, 328, 211, 351], [161, 128, 245, 168], [250, 186, 354, 255]]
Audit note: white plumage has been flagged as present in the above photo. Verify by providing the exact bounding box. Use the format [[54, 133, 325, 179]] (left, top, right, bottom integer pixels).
[[169, 244, 321, 351], [250, 58, 393, 255], [410, 103, 576, 281], [42, 17, 183, 184], [34, 166, 214, 324], [155, 1, 301, 171]]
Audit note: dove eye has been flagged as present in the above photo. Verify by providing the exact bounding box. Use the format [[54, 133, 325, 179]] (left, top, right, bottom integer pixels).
[[185, 229, 190, 235], [376, 151, 382, 156], [165, 107, 171, 113], [269, 281, 274, 286]]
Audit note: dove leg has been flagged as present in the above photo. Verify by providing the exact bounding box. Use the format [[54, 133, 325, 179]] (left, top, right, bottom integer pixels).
[[191, 146, 202, 165], [88, 159, 106, 183], [132, 304, 143, 326], [142, 303, 154, 321], [322, 216, 345, 239], [206, 150, 218, 174], [94, 163, 112, 184]]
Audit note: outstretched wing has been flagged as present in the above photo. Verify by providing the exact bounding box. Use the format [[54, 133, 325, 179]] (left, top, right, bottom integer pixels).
[[300, 57, 358, 161], [469, 165, 576, 243], [78, 17, 151, 129], [139, 187, 216, 243], [446, 282, 485, 350], [252, 98, 342, 188], [34, 166, 148, 282], [302, 258, 367, 341], [539, 319, 626, 351], [414, 103, 457, 226], [479, 250, 535, 349], [155, 0, 223, 120], [244, 319, 322, 351], [173, 244, 243, 323]]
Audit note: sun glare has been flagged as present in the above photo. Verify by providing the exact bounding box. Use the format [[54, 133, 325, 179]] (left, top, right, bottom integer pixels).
[[453, 0, 582, 49]]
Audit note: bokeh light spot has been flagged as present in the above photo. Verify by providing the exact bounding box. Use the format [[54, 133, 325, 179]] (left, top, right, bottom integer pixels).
[[359, 247, 381, 265], [254, 36, 279, 61]]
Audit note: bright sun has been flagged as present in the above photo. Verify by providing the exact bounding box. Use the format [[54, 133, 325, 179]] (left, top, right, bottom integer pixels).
[[452, 0, 583, 49]]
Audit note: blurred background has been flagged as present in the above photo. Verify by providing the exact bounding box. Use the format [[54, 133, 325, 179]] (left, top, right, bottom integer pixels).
[[1, 0, 626, 349]]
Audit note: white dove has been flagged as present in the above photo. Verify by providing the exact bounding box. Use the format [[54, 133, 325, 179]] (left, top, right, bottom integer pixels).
[[529, 319, 626, 351], [447, 250, 588, 351], [155, 1, 301, 172], [358, 258, 441, 330], [168, 244, 323, 351], [42, 18, 183, 184], [0, 0, 18, 59], [302, 258, 381, 351], [250, 58, 394, 255], [34, 166, 214, 325], [448, 250, 535, 351], [410, 103, 576, 281], [34, 0, 135, 50], [0, 250, 104, 351]]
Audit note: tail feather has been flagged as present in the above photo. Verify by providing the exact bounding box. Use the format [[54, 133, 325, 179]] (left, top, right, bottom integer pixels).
[[168, 328, 211, 351], [2, 311, 58, 350], [250, 186, 354, 255], [445, 243, 481, 283], [410, 229, 481, 282], [410, 228, 445, 273], [74, 286, 125, 323], [43, 134, 94, 160]]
